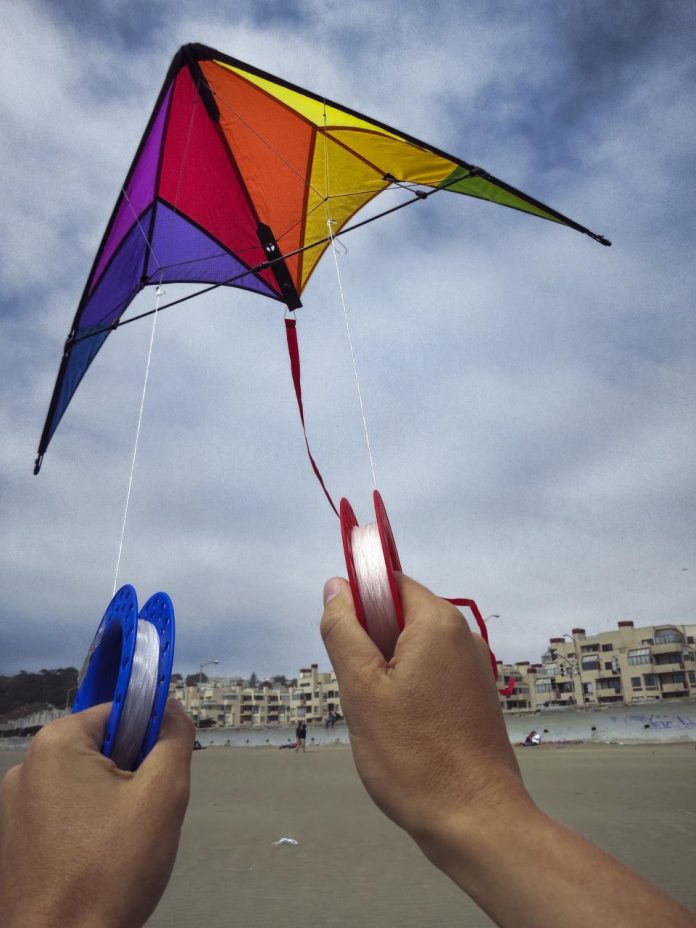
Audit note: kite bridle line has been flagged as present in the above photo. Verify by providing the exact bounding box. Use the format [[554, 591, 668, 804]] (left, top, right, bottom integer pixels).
[[66, 173, 471, 349]]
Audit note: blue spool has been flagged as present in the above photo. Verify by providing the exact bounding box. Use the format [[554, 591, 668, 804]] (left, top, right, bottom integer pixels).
[[72, 585, 175, 770], [136, 590, 175, 766]]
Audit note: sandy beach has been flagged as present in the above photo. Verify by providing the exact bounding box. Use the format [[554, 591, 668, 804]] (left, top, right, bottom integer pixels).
[[1, 743, 694, 926]]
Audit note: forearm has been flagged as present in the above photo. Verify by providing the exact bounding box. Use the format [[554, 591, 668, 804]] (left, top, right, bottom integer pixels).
[[419, 799, 695, 928]]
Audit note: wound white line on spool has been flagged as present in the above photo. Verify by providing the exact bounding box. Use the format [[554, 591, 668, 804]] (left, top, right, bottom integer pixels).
[[340, 490, 404, 659], [72, 585, 175, 770], [110, 619, 160, 769]]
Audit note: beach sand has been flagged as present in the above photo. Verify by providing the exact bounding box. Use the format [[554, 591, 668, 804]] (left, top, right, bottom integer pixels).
[[1, 742, 694, 926]]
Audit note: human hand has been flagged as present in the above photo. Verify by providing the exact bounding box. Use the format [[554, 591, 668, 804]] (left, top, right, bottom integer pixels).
[[0, 699, 194, 928], [320, 574, 532, 851], [322, 574, 696, 928]]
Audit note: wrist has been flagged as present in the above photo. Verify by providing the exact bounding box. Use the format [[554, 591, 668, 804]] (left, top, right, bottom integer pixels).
[[412, 777, 539, 890]]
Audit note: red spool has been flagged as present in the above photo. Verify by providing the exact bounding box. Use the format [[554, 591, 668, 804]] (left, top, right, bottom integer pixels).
[[340, 492, 507, 691], [340, 490, 404, 657]]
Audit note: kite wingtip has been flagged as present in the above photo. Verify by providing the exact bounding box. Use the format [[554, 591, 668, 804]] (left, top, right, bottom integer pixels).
[[33, 453, 43, 476], [596, 234, 612, 247]]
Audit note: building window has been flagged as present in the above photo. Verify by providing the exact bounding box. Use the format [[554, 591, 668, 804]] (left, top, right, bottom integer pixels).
[[654, 628, 684, 644], [654, 653, 682, 666], [631, 677, 642, 688], [628, 648, 651, 665], [535, 681, 553, 694], [641, 638, 654, 646], [581, 655, 599, 671], [604, 661, 614, 671], [601, 643, 614, 652], [688, 672, 696, 685], [643, 674, 658, 688]]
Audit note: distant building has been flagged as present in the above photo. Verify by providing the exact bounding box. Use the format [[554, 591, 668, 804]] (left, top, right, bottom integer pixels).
[[171, 620, 695, 727], [292, 664, 342, 724], [169, 664, 342, 729], [533, 621, 696, 708]]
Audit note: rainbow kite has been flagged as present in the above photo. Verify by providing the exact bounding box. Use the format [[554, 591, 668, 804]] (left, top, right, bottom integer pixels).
[[35, 42, 609, 473]]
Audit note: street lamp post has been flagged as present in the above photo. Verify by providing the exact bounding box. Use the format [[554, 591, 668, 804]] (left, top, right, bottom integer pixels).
[[198, 660, 219, 726]]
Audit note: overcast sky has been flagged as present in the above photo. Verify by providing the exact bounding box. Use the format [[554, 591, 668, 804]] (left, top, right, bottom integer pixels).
[[1, 0, 694, 679]]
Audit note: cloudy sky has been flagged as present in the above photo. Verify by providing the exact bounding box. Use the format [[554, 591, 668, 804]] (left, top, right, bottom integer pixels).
[[1, 0, 694, 680]]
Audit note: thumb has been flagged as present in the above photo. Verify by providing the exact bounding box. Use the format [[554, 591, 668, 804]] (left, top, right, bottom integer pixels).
[[321, 577, 384, 681]]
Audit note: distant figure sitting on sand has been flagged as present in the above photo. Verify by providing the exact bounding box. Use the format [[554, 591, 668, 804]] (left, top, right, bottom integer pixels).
[[524, 730, 541, 746], [0, 572, 694, 928], [295, 720, 307, 752]]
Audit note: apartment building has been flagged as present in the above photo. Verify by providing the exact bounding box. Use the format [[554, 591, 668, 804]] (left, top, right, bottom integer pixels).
[[169, 677, 292, 728], [291, 664, 342, 724], [171, 620, 695, 727], [169, 664, 342, 728], [534, 621, 696, 708], [497, 661, 540, 712]]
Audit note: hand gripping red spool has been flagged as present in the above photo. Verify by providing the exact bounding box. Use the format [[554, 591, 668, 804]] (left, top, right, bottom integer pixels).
[[340, 490, 515, 696]]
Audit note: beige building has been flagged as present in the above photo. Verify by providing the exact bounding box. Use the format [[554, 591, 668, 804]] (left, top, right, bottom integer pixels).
[[172, 620, 695, 727], [169, 677, 291, 728], [169, 664, 342, 729], [530, 621, 696, 709], [496, 661, 541, 712], [291, 664, 342, 724]]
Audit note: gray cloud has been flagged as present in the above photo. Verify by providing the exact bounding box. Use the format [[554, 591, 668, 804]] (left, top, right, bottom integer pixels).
[[1, 1, 694, 678]]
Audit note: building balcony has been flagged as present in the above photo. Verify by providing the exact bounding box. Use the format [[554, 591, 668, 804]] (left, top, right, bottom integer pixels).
[[651, 641, 684, 655], [661, 682, 688, 695], [654, 662, 684, 674]]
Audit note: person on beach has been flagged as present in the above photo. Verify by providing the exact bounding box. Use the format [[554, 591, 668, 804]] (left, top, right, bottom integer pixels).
[[524, 730, 541, 746], [0, 573, 694, 928], [295, 720, 307, 752]]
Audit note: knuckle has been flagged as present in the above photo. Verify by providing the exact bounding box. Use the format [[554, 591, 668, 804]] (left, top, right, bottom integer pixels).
[[0, 763, 21, 793], [29, 719, 66, 754]]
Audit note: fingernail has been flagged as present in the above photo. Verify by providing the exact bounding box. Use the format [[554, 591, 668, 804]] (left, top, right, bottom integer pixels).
[[323, 578, 342, 606]]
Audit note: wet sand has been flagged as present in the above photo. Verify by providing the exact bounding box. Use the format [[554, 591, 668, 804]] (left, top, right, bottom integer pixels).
[[1, 743, 694, 926]]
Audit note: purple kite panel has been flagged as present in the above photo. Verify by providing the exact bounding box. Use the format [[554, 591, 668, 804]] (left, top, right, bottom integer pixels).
[[145, 202, 281, 300], [89, 87, 172, 293], [80, 206, 153, 329]]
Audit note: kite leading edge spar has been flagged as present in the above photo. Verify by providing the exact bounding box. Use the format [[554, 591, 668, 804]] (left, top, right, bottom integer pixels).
[[34, 41, 610, 474]]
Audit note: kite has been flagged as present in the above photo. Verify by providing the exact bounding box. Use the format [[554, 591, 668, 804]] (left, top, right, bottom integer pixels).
[[34, 42, 609, 474]]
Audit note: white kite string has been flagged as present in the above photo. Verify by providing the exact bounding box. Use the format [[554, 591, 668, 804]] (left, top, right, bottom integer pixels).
[[351, 522, 399, 658], [110, 619, 160, 770], [322, 101, 378, 490], [113, 283, 163, 594], [112, 89, 197, 592]]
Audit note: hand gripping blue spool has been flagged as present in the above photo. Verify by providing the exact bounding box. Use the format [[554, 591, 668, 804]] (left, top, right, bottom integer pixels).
[[72, 585, 175, 770]]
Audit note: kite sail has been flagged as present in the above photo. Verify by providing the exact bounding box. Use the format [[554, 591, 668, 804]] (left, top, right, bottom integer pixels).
[[34, 42, 610, 473]]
